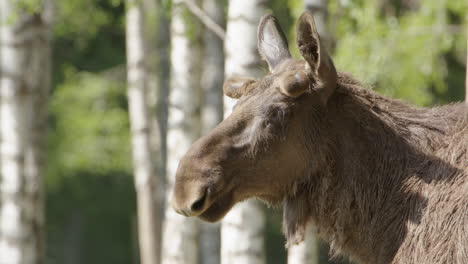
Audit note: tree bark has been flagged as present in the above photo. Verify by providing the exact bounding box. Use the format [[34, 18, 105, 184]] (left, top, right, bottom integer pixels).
[[221, 1, 268, 264], [199, 1, 225, 264], [182, 0, 225, 40], [125, 0, 161, 263], [201, 0, 225, 134], [161, 1, 202, 264], [154, 0, 170, 224], [287, 224, 319, 264], [0, 1, 52, 263]]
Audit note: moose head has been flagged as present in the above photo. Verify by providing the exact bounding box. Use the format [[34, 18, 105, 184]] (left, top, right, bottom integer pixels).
[[172, 11, 337, 224]]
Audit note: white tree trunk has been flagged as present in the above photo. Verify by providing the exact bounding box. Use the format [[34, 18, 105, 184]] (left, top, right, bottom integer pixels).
[[287, 223, 319, 264], [221, 1, 267, 264], [0, 1, 51, 263], [223, 0, 267, 114], [161, 1, 202, 264], [154, 0, 170, 219], [200, 0, 225, 264], [24, 1, 53, 262], [125, 0, 161, 263], [201, 0, 225, 133]]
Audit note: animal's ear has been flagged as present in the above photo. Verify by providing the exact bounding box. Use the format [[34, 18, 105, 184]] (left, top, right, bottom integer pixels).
[[279, 71, 309, 98], [296, 11, 337, 103], [282, 186, 311, 247], [257, 14, 291, 71], [223, 76, 256, 99]]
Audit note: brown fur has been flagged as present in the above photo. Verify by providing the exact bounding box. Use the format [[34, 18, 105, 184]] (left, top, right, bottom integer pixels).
[[282, 73, 467, 264], [172, 12, 468, 264]]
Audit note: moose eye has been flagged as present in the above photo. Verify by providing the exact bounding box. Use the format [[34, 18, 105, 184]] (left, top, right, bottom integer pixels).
[[263, 106, 289, 130]]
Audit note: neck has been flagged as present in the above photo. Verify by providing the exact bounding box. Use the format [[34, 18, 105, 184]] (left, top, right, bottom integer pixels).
[[318, 86, 419, 263], [291, 75, 465, 264]]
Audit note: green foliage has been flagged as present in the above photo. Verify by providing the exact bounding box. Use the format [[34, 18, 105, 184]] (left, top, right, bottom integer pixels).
[[47, 66, 131, 188], [274, 0, 467, 106], [17, 0, 42, 12], [331, 0, 467, 105], [46, 1, 132, 262], [46, 171, 136, 264], [55, 0, 125, 48]]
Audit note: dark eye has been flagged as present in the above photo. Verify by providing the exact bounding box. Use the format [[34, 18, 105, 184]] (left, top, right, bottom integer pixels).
[[264, 106, 289, 130]]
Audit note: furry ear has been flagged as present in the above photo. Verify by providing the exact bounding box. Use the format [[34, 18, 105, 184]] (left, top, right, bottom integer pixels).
[[279, 71, 309, 98], [223, 76, 256, 99], [282, 187, 312, 247], [257, 14, 291, 71], [296, 11, 337, 104]]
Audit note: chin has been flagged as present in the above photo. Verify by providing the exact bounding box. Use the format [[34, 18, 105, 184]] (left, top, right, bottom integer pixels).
[[197, 194, 235, 222], [198, 207, 229, 222]]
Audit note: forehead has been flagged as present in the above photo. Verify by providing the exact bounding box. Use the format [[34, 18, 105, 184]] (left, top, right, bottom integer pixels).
[[273, 59, 307, 73], [240, 59, 307, 98], [233, 60, 307, 111]]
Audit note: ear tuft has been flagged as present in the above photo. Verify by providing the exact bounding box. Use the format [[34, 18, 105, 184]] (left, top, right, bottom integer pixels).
[[257, 14, 291, 71], [223, 76, 256, 99]]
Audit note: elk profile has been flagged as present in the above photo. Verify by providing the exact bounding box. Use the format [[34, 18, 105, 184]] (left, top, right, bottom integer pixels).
[[171, 12, 468, 264]]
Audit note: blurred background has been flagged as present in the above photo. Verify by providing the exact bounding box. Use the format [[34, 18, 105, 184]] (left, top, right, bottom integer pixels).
[[0, 0, 466, 264]]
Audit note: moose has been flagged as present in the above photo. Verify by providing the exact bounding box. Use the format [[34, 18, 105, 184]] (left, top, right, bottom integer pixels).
[[171, 11, 468, 264]]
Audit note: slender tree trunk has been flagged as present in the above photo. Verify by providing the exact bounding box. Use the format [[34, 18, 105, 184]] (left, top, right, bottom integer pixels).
[[61, 211, 84, 264], [125, 0, 161, 263], [199, 1, 225, 263], [139, 0, 171, 261], [24, 1, 52, 262], [201, 0, 225, 133], [287, 224, 319, 264], [161, 1, 202, 263], [154, 0, 170, 226], [221, 1, 267, 264], [0, 1, 51, 263]]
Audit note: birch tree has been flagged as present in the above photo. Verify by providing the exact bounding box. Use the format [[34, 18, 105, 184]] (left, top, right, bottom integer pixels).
[[200, 0, 225, 263], [221, 1, 267, 263], [162, 1, 202, 263], [125, 0, 161, 263], [0, 0, 52, 263], [154, 0, 170, 200], [24, 1, 52, 263], [287, 224, 320, 264], [286, 2, 329, 264]]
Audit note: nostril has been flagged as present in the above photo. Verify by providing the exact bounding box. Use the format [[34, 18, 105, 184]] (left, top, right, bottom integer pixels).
[[190, 191, 207, 213]]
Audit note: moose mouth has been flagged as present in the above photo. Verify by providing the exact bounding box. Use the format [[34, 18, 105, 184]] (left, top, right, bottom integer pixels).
[[197, 191, 235, 222]]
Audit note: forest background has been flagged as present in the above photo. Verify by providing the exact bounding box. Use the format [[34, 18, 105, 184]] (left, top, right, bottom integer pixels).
[[0, 0, 466, 264]]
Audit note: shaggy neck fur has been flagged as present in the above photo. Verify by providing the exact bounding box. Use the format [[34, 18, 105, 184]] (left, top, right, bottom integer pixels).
[[283, 73, 467, 264]]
